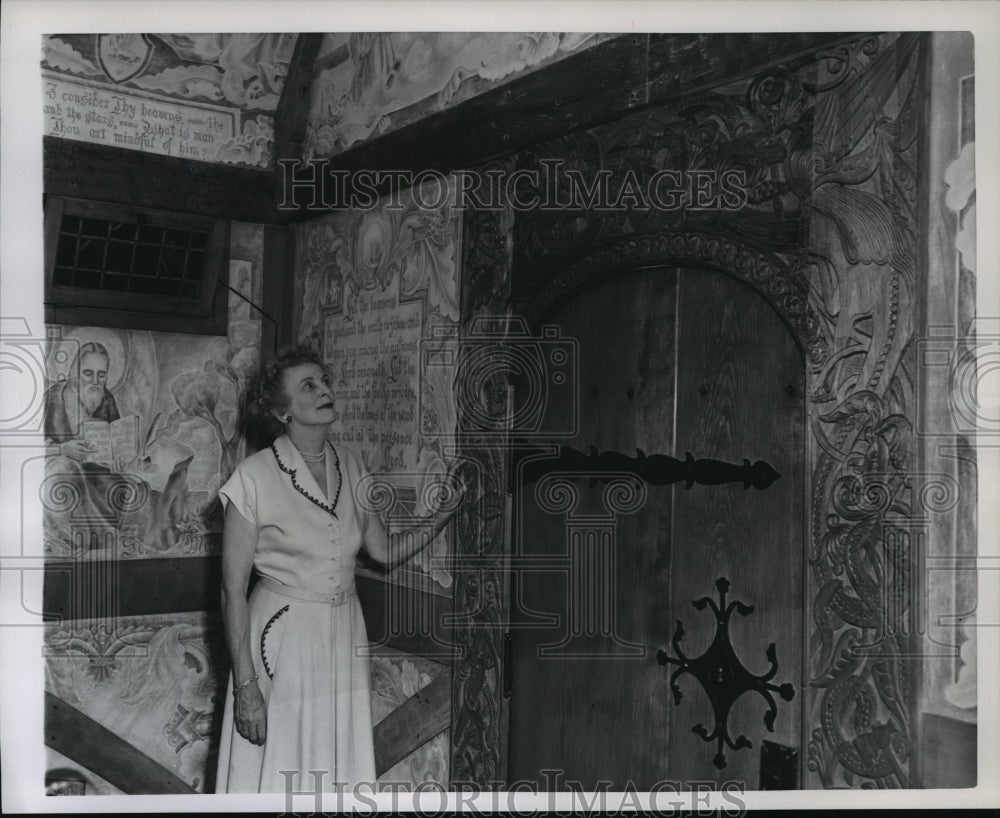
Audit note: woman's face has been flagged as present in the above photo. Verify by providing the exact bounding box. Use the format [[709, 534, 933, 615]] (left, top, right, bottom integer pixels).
[[279, 362, 336, 428]]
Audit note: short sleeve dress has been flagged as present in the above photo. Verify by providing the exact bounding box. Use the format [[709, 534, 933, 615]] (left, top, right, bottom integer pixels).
[[214, 435, 377, 793]]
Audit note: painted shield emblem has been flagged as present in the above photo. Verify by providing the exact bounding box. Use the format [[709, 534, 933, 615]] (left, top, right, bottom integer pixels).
[[96, 34, 153, 84]]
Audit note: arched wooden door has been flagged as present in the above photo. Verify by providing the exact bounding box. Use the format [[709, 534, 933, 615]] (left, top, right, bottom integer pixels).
[[506, 266, 805, 790]]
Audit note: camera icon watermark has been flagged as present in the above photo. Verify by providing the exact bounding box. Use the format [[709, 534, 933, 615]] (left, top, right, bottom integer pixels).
[[915, 325, 1000, 437], [277, 769, 749, 815], [421, 316, 578, 440], [0, 317, 69, 436]]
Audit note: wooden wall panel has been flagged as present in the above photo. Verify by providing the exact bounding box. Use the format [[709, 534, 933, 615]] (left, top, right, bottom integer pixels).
[[44, 138, 274, 224]]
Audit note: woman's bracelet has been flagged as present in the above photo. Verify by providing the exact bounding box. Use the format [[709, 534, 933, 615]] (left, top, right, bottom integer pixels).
[[233, 674, 258, 694]]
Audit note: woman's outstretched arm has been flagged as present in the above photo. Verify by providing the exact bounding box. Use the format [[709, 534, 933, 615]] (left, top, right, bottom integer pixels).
[[220, 504, 266, 746], [362, 462, 467, 566]]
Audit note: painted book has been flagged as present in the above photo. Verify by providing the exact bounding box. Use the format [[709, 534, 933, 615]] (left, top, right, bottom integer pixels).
[[80, 415, 139, 469]]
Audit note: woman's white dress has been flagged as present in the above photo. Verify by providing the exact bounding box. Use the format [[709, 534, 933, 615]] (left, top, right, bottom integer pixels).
[[215, 435, 377, 793]]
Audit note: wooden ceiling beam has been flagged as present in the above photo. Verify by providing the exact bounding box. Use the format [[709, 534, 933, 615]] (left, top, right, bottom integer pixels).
[[273, 33, 325, 204], [274, 31, 856, 222]]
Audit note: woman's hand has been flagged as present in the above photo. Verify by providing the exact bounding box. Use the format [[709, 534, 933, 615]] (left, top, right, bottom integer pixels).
[[234, 682, 267, 746], [363, 458, 471, 565]]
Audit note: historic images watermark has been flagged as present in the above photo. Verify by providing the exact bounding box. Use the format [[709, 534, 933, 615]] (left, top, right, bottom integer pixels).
[[277, 160, 750, 213], [277, 770, 748, 817]]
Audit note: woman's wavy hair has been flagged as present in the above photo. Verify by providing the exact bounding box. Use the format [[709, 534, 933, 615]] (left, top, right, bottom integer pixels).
[[242, 345, 328, 440]]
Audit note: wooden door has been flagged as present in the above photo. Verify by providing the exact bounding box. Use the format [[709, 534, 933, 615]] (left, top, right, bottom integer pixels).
[[506, 266, 804, 790]]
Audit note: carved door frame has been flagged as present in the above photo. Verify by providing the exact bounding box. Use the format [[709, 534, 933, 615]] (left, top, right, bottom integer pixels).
[[450, 32, 929, 790]]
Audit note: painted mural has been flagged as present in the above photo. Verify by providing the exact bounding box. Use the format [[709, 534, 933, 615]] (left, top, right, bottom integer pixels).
[[41, 223, 264, 559], [42, 34, 296, 167], [371, 649, 450, 787], [922, 38, 977, 726], [940, 133, 976, 715], [303, 32, 615, 158], [40, 224, 266, 793], [294, 179, 461, 592], [44, 624, 449, 794], [44, 611, 227, 793]]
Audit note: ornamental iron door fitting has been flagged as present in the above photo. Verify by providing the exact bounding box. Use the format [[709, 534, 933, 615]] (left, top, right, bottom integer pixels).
[[656, 577, 796, 770]]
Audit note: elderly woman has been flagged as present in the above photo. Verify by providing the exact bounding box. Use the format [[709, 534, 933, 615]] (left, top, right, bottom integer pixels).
[[214, 346, 462, 793]]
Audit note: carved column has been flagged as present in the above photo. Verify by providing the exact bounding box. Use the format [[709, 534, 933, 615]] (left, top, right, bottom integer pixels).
[[449, 181, 515, 787], [800, 33, 924, 789]]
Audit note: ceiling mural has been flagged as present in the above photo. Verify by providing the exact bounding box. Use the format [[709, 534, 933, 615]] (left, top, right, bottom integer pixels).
[[42, 33, 298, 168], [303, 32, 618, 159]]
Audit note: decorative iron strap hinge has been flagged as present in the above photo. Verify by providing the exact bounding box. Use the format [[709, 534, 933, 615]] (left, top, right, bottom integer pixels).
[[522, 446, 780, 490]]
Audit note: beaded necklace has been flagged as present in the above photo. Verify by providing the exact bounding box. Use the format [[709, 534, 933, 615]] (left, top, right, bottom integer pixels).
[[295, 447, 325, 462]]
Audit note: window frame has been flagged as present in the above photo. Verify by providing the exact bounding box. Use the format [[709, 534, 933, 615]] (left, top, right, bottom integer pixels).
[[44, 196, 229, 335]]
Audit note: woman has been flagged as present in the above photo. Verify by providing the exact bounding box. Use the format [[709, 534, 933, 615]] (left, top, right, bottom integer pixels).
[[214, 346, 463, 793]]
